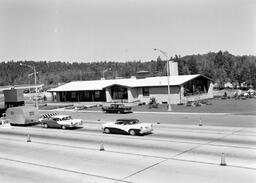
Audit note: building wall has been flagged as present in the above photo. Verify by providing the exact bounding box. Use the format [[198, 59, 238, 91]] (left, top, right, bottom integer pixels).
[[130, 86, 181, 104], [52, 77, 213, 104], [3, 89, 24, 102]]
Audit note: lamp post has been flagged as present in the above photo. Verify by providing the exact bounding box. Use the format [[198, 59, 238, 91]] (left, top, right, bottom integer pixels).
[[20, 63, 38, 108], [102, 68, 111, 80], [153, 48, 172, 111]]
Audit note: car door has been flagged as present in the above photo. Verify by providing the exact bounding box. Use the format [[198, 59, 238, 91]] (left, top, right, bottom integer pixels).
[[48, 118, 60, 128], [113, 121, 127, 134]]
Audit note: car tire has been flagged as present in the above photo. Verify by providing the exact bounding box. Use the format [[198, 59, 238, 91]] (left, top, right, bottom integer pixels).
[[129, 129, 136, 136], [44, 123, 48, 128], [104, 128, 110, 134], [61, 125, 66, 130]]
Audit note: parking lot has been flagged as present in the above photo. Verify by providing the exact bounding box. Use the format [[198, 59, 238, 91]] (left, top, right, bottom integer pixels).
[[0, 110, 256, 183]]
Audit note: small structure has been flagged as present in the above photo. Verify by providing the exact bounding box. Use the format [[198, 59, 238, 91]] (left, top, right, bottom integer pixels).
[[0, 84, 44, 108], [3, 88, 25, 108]]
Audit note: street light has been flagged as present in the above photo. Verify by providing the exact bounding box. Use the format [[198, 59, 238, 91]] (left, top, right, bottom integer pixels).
[[20, 63, 38, 108], [102, 68, 111, 80], [153, 48, 172, 111]]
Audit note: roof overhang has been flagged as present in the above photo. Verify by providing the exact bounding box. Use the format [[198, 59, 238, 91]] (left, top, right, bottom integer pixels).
[[0, 84, 44, 92], [48, 74, 212, 92]]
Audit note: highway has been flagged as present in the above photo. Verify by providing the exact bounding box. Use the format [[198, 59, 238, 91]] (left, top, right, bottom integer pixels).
[[0, 112, 256, 182]]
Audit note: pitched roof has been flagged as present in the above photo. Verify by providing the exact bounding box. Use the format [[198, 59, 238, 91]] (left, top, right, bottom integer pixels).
[[48, 74, 203, 92]]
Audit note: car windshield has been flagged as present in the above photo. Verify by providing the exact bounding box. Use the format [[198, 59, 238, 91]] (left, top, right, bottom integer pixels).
[[53, 116, 71, 121], [115, 121, 124, 125], [116, 119, 139, 125], [62, 116, 71, 120], [53, 118, 61, 121]]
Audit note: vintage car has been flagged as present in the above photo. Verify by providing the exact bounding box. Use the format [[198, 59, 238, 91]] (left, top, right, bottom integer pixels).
[[102, 104, 132, 114], [40, 114, 84, 129], [102, 118, 153, 135]]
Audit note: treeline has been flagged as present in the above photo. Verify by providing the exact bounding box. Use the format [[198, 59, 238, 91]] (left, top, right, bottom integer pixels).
[[0, 51, 255, 88]]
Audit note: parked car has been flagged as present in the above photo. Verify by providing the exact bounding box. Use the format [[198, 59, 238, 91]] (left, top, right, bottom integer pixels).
[[102, 104, 132, 114], [40, 114, 84, 129], [102, 118, 153, 135]]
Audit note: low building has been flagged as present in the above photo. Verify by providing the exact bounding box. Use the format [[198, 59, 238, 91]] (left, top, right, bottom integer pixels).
[[48, 74, 213, 104], [0, 84, 44, 108]]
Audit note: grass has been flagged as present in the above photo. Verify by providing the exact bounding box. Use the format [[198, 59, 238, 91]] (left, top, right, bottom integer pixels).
[[133, 98, 256, 114], [39, 97, 256, 115]]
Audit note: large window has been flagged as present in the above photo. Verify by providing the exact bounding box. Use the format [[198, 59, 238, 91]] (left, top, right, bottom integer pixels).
[[111, 86, 128, 99], [142, 87, 150, 96], [184, 77, 209, 96]]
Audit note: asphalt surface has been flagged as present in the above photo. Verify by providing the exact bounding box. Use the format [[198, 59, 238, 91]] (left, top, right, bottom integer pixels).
[[0, 110, 256, 183], [43, 109, 256, 128]]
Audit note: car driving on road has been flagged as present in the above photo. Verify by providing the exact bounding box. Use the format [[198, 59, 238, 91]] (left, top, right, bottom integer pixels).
[[40, 114, 84, 129], [102, 118, 153, 135]]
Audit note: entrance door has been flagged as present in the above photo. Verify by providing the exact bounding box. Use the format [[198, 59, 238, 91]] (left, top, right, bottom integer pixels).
[[111, 86, 128, 100]]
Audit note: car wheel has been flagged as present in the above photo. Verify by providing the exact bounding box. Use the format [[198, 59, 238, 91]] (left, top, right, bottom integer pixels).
[[44, 123, 48, 128], [104, 128, 110, 134], [61, 125, 66, 130], [129, 129, 136, 136]]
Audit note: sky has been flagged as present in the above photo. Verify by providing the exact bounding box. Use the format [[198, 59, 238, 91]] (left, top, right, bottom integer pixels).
[[0, 0, 255, 62]]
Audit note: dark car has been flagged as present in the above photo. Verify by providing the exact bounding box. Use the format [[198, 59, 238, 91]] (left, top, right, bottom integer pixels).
[[102, 104, 132, 114]]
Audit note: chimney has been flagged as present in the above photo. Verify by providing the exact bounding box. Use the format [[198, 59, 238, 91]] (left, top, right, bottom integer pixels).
[[169, 61, 178, 76]]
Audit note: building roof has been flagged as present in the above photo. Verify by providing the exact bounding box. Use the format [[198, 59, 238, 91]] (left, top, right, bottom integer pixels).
[[0, 84, 44, 92], [48, 74, 206, 92]]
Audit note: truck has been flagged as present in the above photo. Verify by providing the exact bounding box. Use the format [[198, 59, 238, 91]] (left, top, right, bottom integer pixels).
[[6, 106, 40, 125], [102, 103, 132, 114]]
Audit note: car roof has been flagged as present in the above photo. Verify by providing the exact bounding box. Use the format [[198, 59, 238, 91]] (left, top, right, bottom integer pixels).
[[52, 115, 71, 118]]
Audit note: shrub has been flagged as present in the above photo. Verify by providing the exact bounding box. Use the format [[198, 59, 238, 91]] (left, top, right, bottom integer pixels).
[[148, 97, 159, 108]]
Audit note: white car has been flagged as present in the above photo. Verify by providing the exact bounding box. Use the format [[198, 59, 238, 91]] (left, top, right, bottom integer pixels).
[[102, 118, 153, 136], [40, 114, 84, 129]]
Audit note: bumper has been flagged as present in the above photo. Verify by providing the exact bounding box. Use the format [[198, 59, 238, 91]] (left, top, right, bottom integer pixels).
[[140, 128, 153, 134]]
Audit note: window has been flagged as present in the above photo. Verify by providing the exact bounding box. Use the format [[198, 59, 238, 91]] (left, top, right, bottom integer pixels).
[[84, 91, 90, 99], [95, 91, 100, 98], [116, 121, 124, 125], [111, 86, 128, 99], [142, 87, 150, 96], [71, 92, 76, 99]]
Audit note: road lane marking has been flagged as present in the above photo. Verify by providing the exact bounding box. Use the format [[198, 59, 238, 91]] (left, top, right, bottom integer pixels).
[[121, 159, 168, 180], [0, 156, 133, 183]]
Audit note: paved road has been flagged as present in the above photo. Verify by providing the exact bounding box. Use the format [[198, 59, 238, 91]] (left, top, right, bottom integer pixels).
[[0, 118, 256, 183], [40, 109, 256, 128]]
